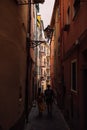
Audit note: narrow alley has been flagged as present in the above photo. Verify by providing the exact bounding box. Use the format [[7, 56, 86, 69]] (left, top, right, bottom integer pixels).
[[24, 102, 70, 130], [0, 0, 87, 130]]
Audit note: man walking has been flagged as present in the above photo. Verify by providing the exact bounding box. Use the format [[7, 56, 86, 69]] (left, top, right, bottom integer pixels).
[[44, 85, 54, 116]]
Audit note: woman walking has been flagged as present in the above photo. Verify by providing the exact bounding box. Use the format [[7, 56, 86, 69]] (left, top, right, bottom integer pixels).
[[37, 87, 44, 117]]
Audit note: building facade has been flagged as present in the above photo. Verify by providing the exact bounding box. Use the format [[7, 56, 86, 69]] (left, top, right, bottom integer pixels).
[[0, 1, 28, 130], [39, 42, 51, 91], [50, 0, 63, 107], [0, 0, 45, 130], [34, 14, 51, 92], [50, 0, 87, 130]]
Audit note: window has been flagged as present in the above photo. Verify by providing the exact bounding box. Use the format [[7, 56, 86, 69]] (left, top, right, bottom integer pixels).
[[71, 60, 77, 91], [63, 6, 70, 31], [44, 58, 46, 66], [73, 0, 80, 18], [58, 6, 60, 18], [40, 45, 43, 50], [67, 6, 70, 24]]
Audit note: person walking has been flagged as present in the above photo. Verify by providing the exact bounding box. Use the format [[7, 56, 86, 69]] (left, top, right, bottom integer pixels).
[[44, 84, 54, 116], [37, 87, 44, 117]]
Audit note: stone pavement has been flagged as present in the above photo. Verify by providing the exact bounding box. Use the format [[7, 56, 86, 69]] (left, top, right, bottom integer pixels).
[[24, 102, 70, 130]]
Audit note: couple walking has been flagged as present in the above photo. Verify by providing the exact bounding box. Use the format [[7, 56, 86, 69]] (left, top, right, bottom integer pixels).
[[37, 85, 54, 117]]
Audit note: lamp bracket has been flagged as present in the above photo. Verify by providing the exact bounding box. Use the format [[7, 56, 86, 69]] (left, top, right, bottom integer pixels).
[[27, 39, 47, 48], [15, 0, 45, 5]]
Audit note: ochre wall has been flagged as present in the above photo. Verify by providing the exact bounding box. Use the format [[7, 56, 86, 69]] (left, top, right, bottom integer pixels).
[[0, 0, 28, 130]]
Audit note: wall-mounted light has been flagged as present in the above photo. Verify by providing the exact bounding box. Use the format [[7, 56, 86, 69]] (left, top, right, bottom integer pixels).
[[44, 25, 54, 42]]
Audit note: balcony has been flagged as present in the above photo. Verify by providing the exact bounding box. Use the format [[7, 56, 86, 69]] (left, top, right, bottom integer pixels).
[[40, 62, 45, 67], [46, 55, 50, 58], [40, 77, 46, 81], [40, 50, 46, 56], [46, 65, 50, 70]]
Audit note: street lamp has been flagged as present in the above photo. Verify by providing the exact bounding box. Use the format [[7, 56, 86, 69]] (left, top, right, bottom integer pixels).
[[15, 0, 46, 48], [44, 25, 54, 42]]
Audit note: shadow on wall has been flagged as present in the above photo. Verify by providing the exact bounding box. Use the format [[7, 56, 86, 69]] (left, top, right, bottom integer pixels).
[[9, 112, 25, 130], [0, 125, 3, 130]]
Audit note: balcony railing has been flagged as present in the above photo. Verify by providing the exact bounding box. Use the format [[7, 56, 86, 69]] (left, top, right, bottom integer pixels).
[[40, 63, 45, 67], [40, 51, 46, 56]]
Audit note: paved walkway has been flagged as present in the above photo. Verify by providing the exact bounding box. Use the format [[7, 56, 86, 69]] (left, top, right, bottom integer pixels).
[[24, 102, 70, 130]]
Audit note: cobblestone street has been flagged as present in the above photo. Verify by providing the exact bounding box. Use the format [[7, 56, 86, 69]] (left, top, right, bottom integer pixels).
[[24, 102, 70, 130]]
